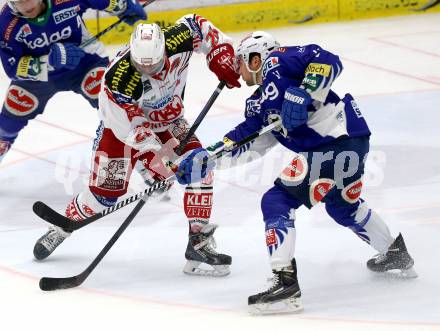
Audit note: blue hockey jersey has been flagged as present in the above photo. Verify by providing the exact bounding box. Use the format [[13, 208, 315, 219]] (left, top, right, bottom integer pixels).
[[0, 0, 124, 82], [225, 45, 371, 153]]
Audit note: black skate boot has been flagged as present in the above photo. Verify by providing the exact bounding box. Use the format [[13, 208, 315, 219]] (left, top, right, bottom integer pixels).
[[33, 226, 71, 260], [248, 259, 303, 315], [183, 224, 232, 277], [367, 233, 417, 278]]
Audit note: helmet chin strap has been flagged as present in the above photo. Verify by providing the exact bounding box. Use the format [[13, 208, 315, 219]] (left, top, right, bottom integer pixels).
[[245, 60, 263, 86]]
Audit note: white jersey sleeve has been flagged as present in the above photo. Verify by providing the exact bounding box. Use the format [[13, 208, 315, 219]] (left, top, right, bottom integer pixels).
[[176, 14, 234, 55]]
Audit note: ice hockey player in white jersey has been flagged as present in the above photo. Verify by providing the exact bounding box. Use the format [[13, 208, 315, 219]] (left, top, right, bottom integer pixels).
[[0, 0, 147, 164], [176, 31, 417, 314], [33, 15, 241, 277]]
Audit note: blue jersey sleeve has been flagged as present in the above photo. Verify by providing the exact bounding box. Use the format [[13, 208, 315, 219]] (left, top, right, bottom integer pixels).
[[273, 45, 344, 103], [224, 89, 265, 142], [78, 0, 127, 14]]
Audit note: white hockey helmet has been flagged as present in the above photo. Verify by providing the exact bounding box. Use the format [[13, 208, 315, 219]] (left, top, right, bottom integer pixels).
[[236, 31, 280, 72], [7, 0, 44, 17], [130, 23, 166, 76]]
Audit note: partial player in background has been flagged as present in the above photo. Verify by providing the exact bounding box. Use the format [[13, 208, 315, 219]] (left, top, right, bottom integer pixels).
[[33, 15, 241, 277], [0, 0, 147, 163], [177, 31, 416, 314]]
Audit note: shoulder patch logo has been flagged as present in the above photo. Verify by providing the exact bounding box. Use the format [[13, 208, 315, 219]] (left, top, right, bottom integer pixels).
[[262, 57, 280, 78]]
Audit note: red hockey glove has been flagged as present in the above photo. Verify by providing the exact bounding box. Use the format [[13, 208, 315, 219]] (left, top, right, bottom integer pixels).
[[207, 43, 241, 88]]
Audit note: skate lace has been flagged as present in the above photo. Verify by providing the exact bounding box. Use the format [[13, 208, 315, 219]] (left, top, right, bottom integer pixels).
[[41, 227, 68, 251], [262, 273, 280, 293], [194, 236, 218, 255], [372, 253, 387, 263]]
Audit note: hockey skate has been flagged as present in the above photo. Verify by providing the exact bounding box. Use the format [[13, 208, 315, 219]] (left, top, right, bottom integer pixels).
[[33, 226, 71, 260], [248, 259, 303, 315], [183, 224, 231, 277], [367, 233, 417, 278]]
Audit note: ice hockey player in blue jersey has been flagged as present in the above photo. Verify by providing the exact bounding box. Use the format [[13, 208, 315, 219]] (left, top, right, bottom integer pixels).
[[0, 0, 146, 163], [176, 31, 417, 314]]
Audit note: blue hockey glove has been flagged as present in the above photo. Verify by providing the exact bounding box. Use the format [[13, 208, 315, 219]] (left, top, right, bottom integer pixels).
[[281, 87, 312, 131], [175, 148, 215, 185], [48, 43, 85, 70], [119, 0, 147, 26]]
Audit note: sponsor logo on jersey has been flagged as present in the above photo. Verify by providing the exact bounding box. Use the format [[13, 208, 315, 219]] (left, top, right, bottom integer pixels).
[[4, 17, 19, 42], [185, 192, 213, 207], [81, 67, 105, 99], [91, 156, 130, 192], [184, 192, 213, 219], [164, 24, 192, 53], [302, 74, 323, 92], [305, 63, 331, 77], [280, 154, 308, 183], [110, 58, 142, 97], [262, 56, 280, 78], [143, 95, 172, 110], [15, 24, 32, 42], [22, 26, 72, 49], [52, 6, 79, 24], [5, 85, 39, 116], [16, 56, 30, 77], [148, 95, 184, 122], [16, 55, 44, 80], [342, 179, 363, 203], [8, 57, 15, 65], [309, 178, 335, 206]]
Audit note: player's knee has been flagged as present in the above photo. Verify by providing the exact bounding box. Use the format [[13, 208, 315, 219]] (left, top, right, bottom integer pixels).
[[261, 186, 299, 223], [326, 199, 371, 228], [325, 201, 359, 227]]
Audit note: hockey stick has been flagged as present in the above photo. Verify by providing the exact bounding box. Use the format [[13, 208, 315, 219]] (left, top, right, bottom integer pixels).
[[33, 81, 226, 232], [80, 0, 156, 48], [39, 119, 281, 291], [38, 82, 226, 291]]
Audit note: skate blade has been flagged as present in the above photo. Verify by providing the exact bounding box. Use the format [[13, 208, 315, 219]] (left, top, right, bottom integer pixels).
[[249, 297, 303, 315], [373, 266, 418, 279], [183, 260, 230, 277]]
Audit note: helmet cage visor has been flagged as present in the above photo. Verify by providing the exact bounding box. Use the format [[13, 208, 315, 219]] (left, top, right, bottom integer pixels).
[[130, 52, 166, 76]]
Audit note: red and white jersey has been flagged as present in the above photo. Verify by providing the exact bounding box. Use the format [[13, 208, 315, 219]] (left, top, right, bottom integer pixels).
[[98, 14, 232, 152]]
